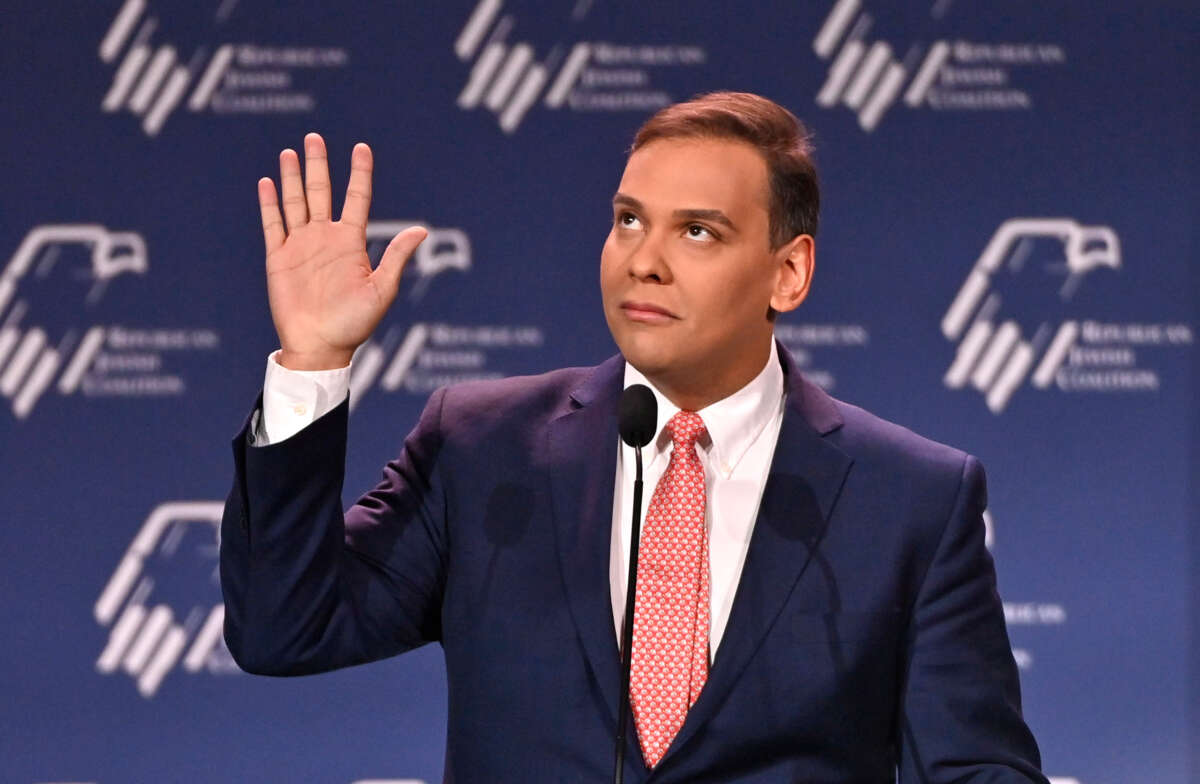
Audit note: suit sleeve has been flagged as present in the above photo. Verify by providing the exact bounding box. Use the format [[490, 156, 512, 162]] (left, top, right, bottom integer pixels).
[[897, 455, 1049, 783], [219, 386, 449, 676]]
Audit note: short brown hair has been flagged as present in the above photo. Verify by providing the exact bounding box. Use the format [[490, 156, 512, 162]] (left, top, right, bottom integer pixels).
[[632, 91, 819, 249]]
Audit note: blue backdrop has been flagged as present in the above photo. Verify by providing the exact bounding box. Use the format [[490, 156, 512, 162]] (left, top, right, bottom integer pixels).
[[1, 1, 1196, 782]]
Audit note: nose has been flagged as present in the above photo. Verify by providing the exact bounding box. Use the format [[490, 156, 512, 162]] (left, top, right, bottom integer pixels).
[[627, 230, 671, 284]]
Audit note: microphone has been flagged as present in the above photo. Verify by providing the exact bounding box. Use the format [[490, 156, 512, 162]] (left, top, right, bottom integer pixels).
[[618, 384, 657, 450], [614, 384, 656, 784]]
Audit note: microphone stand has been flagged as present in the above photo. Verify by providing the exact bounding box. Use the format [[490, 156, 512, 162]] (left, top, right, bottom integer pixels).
[[613, 443, 644, 784]]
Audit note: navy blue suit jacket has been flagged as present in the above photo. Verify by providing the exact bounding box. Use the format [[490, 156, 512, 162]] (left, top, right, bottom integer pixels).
[[220, 346, 1046, 783]]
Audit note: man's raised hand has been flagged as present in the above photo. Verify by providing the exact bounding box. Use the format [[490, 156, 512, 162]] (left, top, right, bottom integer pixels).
[[258, 132, 427, 370]]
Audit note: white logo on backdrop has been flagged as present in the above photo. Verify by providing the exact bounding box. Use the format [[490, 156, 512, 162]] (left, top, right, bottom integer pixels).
[[0, 224, 219, 420], [812, 0, 1066, 131], [454, 0, 706, 133], [941, 218, 1192, 413], [0, 226, 147, 418], [942, 219, 1119, 413], [99, 0, 347, 136], [350, 322, 545, 407], [772, 323, 870, 393], [94, 502, 237, 698]]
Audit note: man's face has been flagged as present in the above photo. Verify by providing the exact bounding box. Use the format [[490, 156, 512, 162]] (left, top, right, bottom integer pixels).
[[600, 136, 787, 400]]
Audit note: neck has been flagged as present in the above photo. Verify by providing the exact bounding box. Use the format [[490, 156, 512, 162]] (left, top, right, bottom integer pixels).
[[642, 339, 774, 412]]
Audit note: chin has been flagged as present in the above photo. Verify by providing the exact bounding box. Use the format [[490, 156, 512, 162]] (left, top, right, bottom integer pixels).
[[616, 338, 682, 379]]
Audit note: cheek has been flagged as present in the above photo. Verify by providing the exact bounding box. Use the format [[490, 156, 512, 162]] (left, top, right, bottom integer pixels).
[[599, 236, 622, 293], [693, 258, 773, 325]]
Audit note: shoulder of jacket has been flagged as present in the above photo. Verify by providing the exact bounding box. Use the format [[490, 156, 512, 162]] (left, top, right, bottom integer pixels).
[[431, 364, 599, 437], [827, 397, 973, 481]]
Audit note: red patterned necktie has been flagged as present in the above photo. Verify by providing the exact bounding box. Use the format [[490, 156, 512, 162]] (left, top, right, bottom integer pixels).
[[629, 410, 710, 768]]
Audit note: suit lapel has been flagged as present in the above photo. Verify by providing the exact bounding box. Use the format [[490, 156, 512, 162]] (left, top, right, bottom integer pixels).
[[547, 356, 625, 729], [660, 348, 855, 767]]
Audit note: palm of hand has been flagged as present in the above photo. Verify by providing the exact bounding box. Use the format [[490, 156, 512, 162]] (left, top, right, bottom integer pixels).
[[266, 221, 380, 360]]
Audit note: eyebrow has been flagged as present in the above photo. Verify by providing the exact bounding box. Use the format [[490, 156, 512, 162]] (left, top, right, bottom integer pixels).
[[612, 192, 738, 231]]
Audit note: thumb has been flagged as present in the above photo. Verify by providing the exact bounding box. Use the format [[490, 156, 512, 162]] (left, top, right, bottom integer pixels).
[[371, 225, 428, 297]]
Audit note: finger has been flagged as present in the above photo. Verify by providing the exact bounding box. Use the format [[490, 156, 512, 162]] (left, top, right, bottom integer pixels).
[[340, 142, 373, 229], [303, 132, 332, 222], [370, 226, 428, 297], [279, 148, 308, 231], [257, 177, 286, 255]]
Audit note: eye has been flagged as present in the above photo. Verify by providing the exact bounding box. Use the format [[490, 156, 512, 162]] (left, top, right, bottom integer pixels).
[[616, 211, 643, 230], [684, 223, 716, 242]]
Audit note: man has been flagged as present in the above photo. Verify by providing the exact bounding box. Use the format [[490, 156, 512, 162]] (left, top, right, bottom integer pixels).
[[221, 92, 1047, 782]]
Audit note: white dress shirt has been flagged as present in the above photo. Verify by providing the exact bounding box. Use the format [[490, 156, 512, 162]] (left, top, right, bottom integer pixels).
[[253, 341, 787, 658], [251, 349, 352, 445]]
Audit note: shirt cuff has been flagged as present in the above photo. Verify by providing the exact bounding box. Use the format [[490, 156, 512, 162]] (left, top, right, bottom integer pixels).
[[254, 349, 351, 445]]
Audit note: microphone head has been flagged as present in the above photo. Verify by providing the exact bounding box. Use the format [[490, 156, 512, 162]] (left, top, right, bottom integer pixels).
[[618, 384, 657, 448]]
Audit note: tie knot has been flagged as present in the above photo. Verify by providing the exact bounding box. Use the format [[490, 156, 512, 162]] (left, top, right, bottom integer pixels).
[[667, 410, 707, 451]]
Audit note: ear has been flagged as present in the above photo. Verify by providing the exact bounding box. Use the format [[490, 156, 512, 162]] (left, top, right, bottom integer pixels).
[[769, 234, 815, 315]]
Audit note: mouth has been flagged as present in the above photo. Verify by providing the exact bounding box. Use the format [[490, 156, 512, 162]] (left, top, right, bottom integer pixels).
[[620, 301, 680, 324]]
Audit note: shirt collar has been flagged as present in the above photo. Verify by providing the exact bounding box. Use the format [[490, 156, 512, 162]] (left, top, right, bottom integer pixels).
[[622, 339, 785, 478]]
